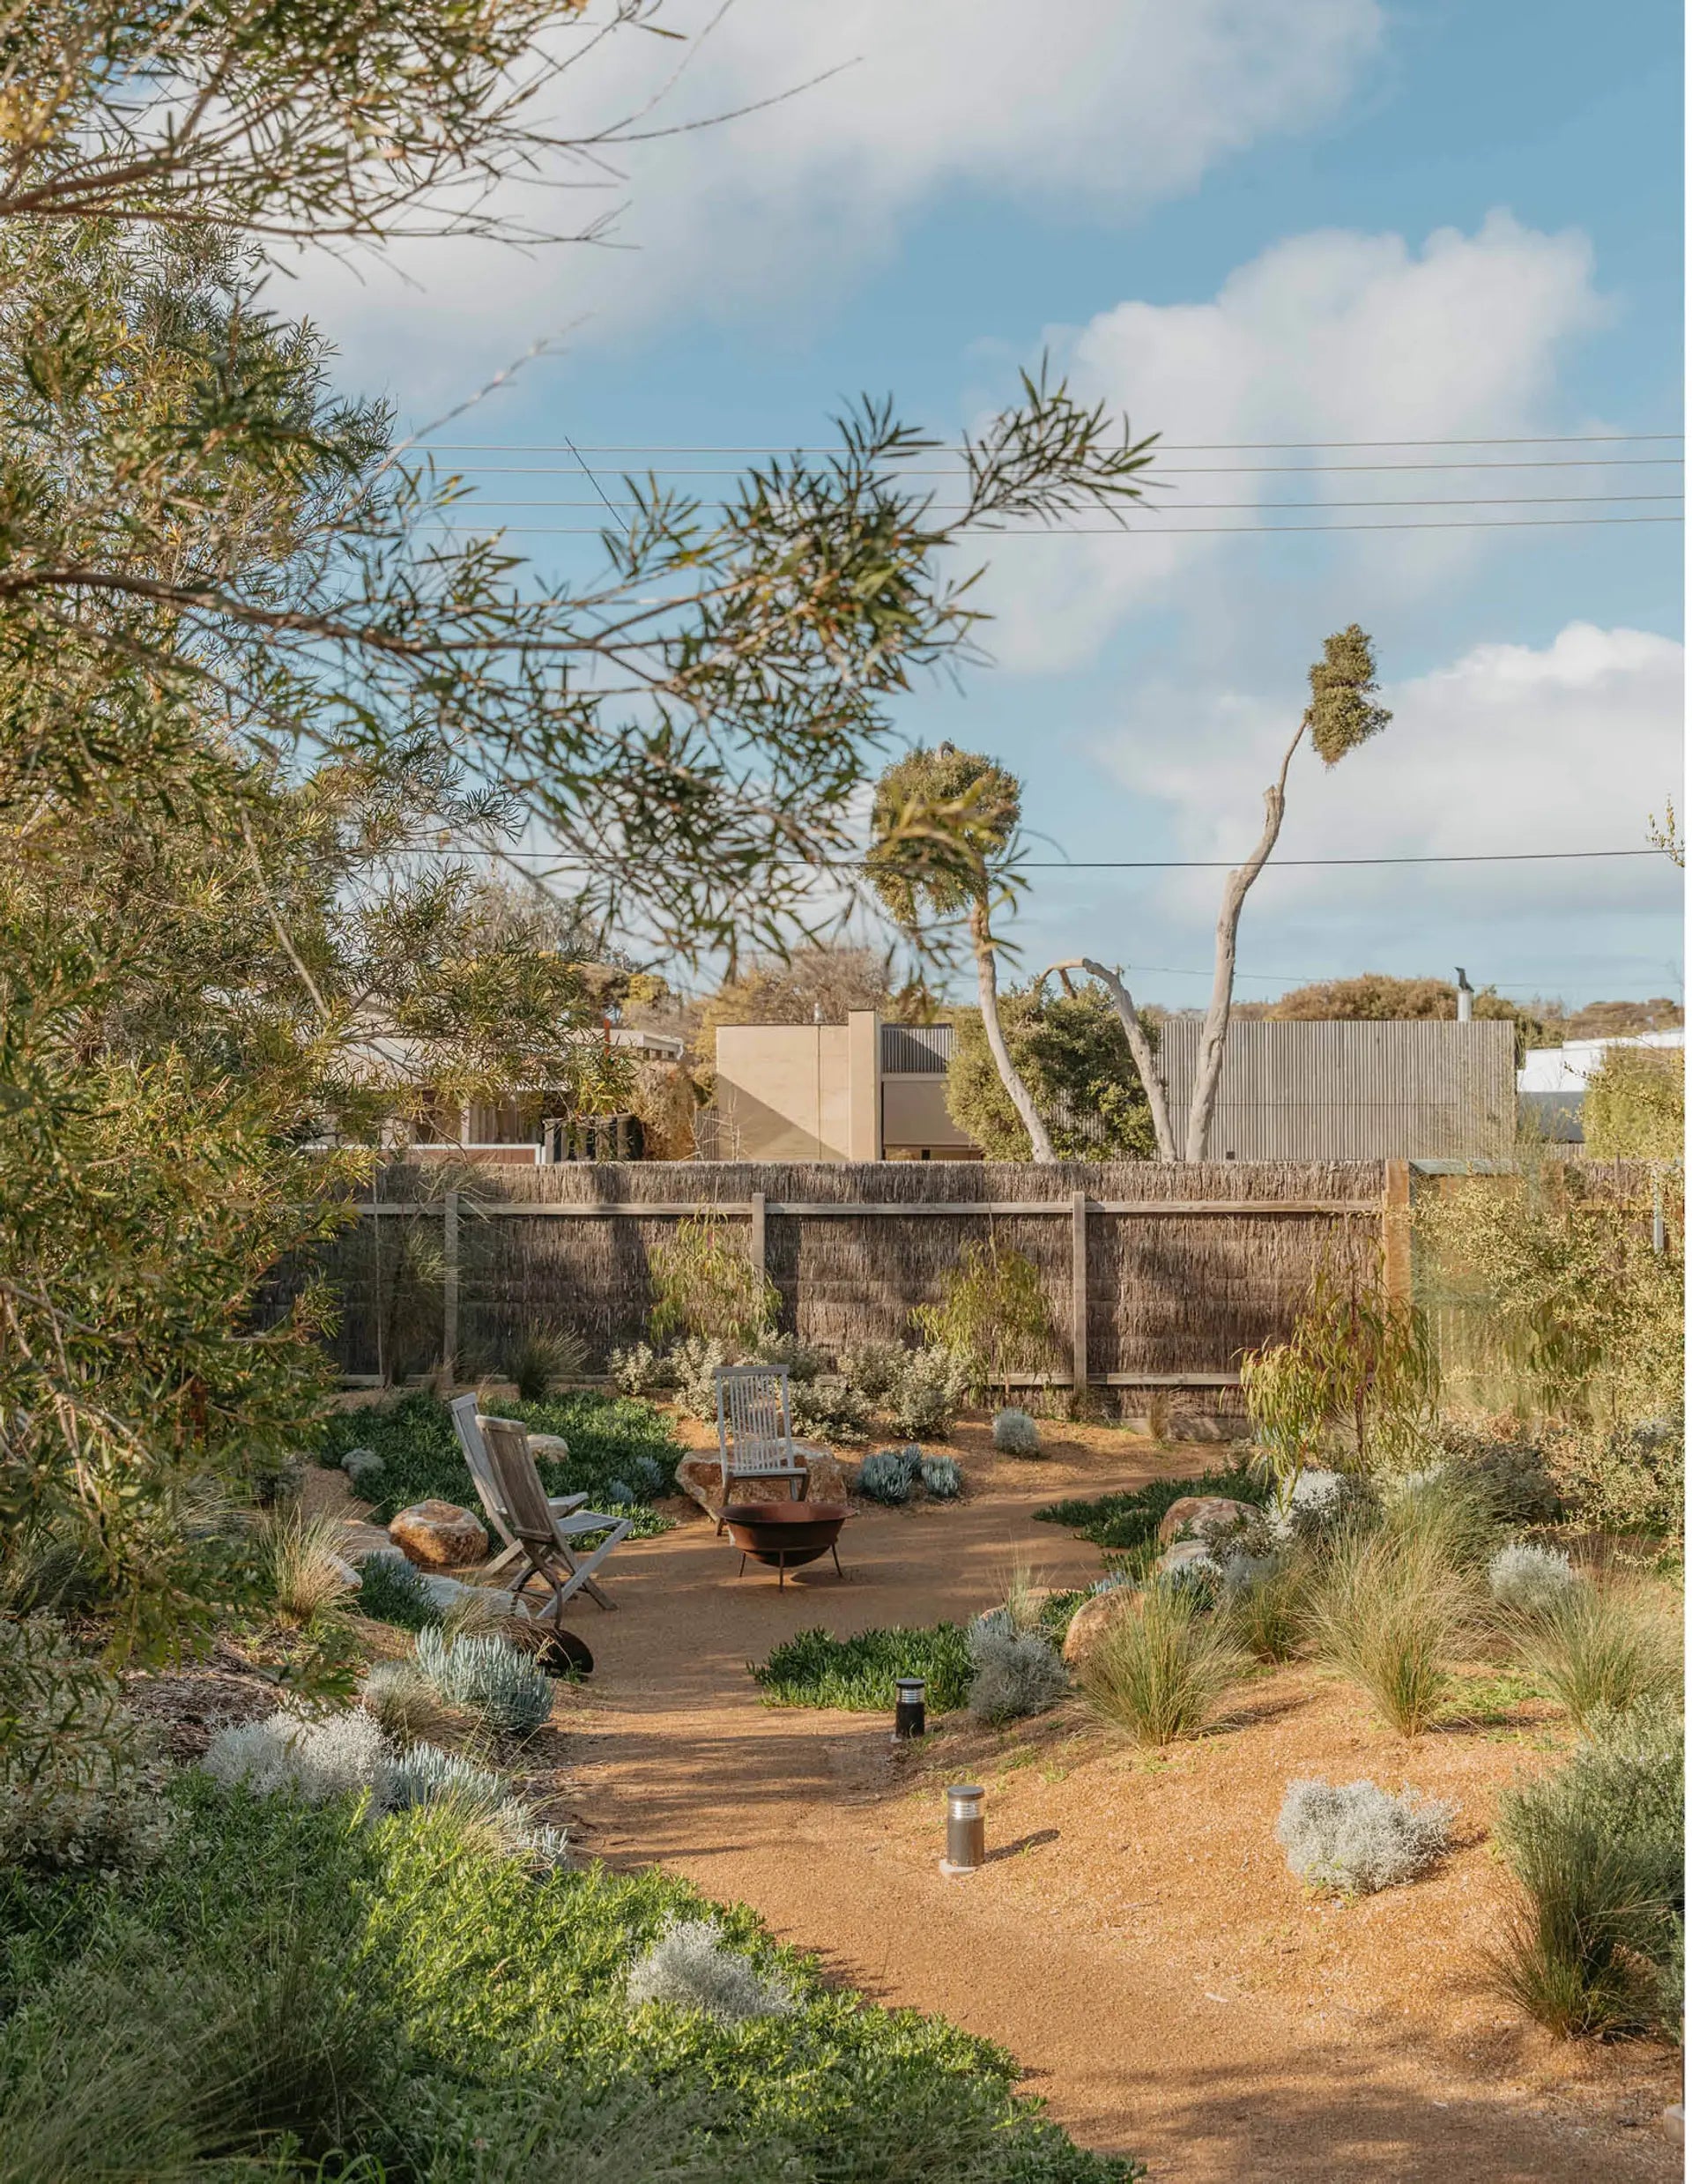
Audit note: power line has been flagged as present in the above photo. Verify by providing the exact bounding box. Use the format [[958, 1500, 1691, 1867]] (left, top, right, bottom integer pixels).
[[418, 513, 1682, 536], [421, 493, 1682, 511], [418, 432, 1684, 454], [423, 456, 1685, 477], [440, 847, 1666, 871]]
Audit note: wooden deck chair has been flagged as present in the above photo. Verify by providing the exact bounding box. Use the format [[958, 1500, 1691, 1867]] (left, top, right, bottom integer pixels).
[[449, 1393, 592, 1585], [479, 1414, 632, 1617], [712, 1365, 814, 1535]]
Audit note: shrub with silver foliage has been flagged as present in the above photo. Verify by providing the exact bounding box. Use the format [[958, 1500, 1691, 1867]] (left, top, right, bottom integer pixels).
[[627, 1918, 793, 2021], [857, 1448, 914, 1504], [1488, 1541, 1581, 1616], [609, 1342, 677, 1398], [967, 1618, 1068, 1723], [202, 1710, 393, 1805], [991, 1408, 1042, 1458], [919, 1453, 962, 1499], [836, 1339, 907, 1403], [882, 1347, 971, 1440], [1276, 1776, 1454, 1896], [414, 1628, 553, 1739], [788, 1376, 873, 1445], [669, 1336, 731, 1421]]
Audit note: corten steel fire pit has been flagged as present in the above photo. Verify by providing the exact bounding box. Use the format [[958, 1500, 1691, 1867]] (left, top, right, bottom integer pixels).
[[721, 1502, 848, 1586]]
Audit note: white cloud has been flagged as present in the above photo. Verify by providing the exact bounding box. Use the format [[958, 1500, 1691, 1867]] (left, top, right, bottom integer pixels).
[[978, 212, 1607, 672], [1094, 621, 1683, 942], [289, 0, 1383, 395]]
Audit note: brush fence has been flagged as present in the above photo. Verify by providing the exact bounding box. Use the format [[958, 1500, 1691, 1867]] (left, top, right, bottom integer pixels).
[[293, 1159, 1401, 1392]]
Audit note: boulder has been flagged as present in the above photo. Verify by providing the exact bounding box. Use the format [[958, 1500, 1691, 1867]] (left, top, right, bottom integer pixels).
[[1061, 1585, 1139, 1669], [1155, 1494, 1256, 1547], [674, 1446, 846, 1520], [1155, 1537, 1218, 1580], [526, 1432, 571, 1460], [389, 1499, 488, 1571]]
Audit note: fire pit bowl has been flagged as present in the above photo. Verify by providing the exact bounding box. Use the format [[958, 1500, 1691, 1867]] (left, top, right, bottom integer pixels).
[[721, 1502, 848, 1586]]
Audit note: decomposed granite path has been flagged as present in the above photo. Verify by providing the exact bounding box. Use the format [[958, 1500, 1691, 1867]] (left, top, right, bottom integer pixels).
[[535, 1427, 1680, 2184]]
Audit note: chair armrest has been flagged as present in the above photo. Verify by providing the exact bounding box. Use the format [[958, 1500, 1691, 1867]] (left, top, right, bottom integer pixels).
[[546, 1493, 590, 1517], [556, 1511, 634, 1540]]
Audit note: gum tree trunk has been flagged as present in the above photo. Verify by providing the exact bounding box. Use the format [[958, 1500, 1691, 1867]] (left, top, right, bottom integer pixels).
[[972, 897, 1054, 1163]]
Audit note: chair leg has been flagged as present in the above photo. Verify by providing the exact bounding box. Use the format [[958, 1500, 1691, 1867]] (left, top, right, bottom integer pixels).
[[831, 1542, 842, 1578], [738, 1553, 746, 1579]]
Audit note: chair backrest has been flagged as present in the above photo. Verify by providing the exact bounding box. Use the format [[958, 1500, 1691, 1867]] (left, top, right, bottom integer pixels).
[[479, 1415, 558, 1549], [449, 1394, 515, 1545], [715, 1366, 800, 1477]]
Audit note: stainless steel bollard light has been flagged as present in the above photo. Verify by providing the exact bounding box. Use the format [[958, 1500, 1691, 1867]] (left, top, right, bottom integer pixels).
[[941, 1783, 985, 1875], [894, 1676, 927, 1740]]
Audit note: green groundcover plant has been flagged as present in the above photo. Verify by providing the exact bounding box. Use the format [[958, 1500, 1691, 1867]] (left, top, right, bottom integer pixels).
[[0, 1774, 1140, 2180], [1034, 1467, 1268, 1564], [317, 1391, 679, 1535], [753, 1623, 976, 1714]]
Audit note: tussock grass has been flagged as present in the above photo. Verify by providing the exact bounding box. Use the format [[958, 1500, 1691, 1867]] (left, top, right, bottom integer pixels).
[[1510, 1580, 1681, 1727], [1079, 1587, 1246, 1747], [1225, 1556, 1309, 1663], [259, 1510, 357, 1629], [1306, 1524, 1476, 1735]]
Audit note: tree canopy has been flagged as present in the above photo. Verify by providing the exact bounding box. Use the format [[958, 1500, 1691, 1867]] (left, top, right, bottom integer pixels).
[[946, 985, 1159, 1161]]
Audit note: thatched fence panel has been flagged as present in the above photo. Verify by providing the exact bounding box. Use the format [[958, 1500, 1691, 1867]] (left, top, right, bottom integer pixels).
[[263, 1157, 1395, 1392]]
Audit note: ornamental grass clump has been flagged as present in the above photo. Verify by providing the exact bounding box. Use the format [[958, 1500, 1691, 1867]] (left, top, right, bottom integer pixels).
[[627, 1919, 792, 2023], [414, 1628, 553, 1740], [991, 1408, 1042, 1457], [1223, 1553, 1309, 1664], [1491, 1703, 1683, 2038], [1079, 1586, 1246, 1747], [260, 1509, 358, 1629], [1276, 1777, 1454, 1896], [1509, 1579, 1681, 1728], [1488, 1541, 1580, 1618], [1306, 1521, 1475, 1736], [360, 1660, 464, 1749]]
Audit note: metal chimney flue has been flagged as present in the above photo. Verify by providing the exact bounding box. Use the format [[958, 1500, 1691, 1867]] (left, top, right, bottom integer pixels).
[[1455, 966, 1474, 1024]]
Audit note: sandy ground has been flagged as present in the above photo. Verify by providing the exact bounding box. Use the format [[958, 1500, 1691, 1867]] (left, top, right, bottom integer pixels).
[[470, 1413, 1686, 2184]]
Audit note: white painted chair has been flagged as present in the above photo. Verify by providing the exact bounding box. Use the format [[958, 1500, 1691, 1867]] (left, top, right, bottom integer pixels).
[[449, 1393, 615, 1598], [712, 1365, 817, 1534]]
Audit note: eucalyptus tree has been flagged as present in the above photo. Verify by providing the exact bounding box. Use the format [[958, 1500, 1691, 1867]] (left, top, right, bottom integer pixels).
[[1052, 625, 1391, 1162], [0, 3, 1161, 1648], [866, 744, 1057, 1163]]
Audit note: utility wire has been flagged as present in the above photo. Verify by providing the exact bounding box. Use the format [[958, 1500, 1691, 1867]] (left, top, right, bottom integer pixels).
[[420, 493, 1682, 511], [418, 431, 1684, 453], [423, 456, 1685, 477], [418, 514, 1682, 536], [432, 847, 1667, 870]]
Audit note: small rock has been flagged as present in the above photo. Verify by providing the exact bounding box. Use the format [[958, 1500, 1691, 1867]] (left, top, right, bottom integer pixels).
[[326, 1553, 363, 1593], [1664, 2106, 1684, 2144], [389, 1499, 488, 1571], [1155, 1494, 1255, 1546], [1061, 1585, 1139, 1669], [341, 1445, 383, 1486], [1155, 1537, 1218, 1579]]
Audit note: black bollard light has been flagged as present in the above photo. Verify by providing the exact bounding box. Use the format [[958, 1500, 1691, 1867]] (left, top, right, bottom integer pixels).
[[894, 1675, 927, 1740], [941, 1783, 985, 1875]]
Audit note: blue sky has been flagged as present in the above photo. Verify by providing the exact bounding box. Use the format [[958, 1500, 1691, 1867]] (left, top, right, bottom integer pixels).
[[298, 0, 1684, 1009]]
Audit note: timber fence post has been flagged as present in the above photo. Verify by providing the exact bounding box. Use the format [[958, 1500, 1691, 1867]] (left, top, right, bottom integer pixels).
[[1382, 1160, 1412, 1304], [442, 1190, 460, 1384], [1071, 1190, 1088, 1391]]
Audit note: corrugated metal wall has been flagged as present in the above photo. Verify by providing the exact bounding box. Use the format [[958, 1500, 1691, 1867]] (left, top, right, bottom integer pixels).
[[1154, 1020, 1515, 1160]]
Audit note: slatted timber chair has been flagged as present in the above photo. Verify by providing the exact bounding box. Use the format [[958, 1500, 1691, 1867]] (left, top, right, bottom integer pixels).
[[478, 1413, 633, 1618], [712, 1365, 819, 1535], [449, 1393, 592, 1586]]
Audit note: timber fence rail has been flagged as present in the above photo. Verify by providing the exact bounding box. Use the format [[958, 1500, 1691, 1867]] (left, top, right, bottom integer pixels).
[[264, 1158, 1404, 1393]]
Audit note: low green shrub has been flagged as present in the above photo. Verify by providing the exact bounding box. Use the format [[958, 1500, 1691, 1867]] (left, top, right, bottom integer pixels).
[[355, 1553, 444, 1632], [1492, 1703, 1683, 2039], [1434, 1423, 1563, 1525], [1078, 1587, 1246, 1748], [316, 1390, 678, 1534], [753, 1623, 975, 1713], [0, 1777, 1140, 2180], [1035, 1466, 1268, 1561], [1509, 1580, 1681, 1728]]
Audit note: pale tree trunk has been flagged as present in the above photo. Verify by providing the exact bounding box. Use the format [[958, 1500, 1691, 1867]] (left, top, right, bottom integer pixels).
[[1184, 721, 1306, 1161], [971, 897, 1055, 1163], [1043, 957, 1177, 1161]]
